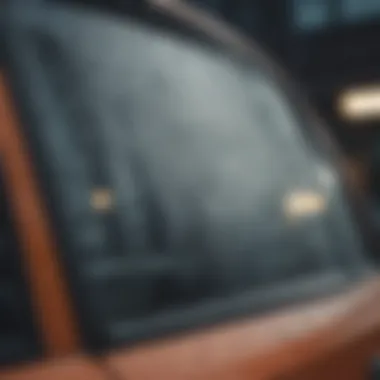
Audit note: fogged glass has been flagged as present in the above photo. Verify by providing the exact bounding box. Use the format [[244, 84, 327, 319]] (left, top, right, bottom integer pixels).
[[16, 7, 367, 325]]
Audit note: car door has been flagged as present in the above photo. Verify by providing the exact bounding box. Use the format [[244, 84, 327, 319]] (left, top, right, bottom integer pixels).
[[1, 1, 380, 379]]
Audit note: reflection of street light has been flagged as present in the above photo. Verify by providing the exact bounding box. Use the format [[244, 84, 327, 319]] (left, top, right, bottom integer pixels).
[[338, 85, 380, 122], [90, 188, 114, 212], [283, 190, 326, 221]]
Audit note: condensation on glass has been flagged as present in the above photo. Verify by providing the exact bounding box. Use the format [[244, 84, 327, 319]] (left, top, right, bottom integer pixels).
[[6, 4, 371, 345]]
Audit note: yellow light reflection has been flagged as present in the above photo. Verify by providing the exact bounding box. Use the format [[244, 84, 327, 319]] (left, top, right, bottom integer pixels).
[[338, 86, 380, 122], [284, 191, 326, 220], [90, 188, 114, 211]]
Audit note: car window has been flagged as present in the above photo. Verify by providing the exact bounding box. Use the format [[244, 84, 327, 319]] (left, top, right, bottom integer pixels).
[[4, 4, 371, 347]]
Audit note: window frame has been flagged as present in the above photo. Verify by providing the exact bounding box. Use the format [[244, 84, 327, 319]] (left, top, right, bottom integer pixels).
[[2, 1, 374, 350]]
